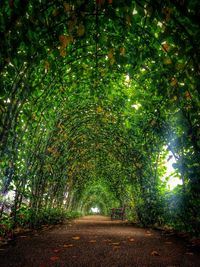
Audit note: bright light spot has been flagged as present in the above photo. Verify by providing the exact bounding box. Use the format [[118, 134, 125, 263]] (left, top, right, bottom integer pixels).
[[91, 207, 99, 213], [125, 74, 130, 82], [9, 62, 14, 67], [131, 103, 141, 110], [4, 190, 15, 202], [163, 153, 183, 190], [133, 9, 138, 15], [125, 74, 131, 87], [4, 98, 11, 103]]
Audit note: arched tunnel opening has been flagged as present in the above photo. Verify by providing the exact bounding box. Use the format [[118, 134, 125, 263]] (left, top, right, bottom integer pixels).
[[0, 0, 200, 236]]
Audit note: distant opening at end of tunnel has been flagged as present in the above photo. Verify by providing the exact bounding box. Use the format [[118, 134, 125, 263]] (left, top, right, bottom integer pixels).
[[90, 207, 100, 214]]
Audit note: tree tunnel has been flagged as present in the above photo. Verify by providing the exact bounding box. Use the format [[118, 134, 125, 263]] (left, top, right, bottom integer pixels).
[[0, 0, 200, 235]]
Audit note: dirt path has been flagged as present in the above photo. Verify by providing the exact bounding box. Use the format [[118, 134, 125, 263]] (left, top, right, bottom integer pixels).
[[0, 215, 199, 267]]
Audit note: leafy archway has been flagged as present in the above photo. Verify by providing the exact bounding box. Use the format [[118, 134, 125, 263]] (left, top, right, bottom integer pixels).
[[0, 0, 200, 235]]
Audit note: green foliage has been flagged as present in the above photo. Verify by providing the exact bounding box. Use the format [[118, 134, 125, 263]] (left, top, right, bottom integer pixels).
[[0, 0, 200, 236], [163, 187, 200, 235], [0, 216, 13, 239], [0, 207, 81, 238], [27, 208, 80, 227]]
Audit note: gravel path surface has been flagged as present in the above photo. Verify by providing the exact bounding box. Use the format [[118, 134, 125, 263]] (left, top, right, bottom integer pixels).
[[0, 215, 199, 267]]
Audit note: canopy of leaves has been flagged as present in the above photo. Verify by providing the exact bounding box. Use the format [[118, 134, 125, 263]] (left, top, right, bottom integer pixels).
[[0, 0, 200, 234]]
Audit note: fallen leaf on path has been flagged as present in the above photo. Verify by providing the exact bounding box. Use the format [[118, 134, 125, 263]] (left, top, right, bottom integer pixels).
[[146, 232, 152, 236], [151, 250, 160, 256], [63, 244, 73, 248], [72, 236, 80, 240], [50, 256, 59, 261], [111, 242, 120, 246], [89, 240, 96, 243]]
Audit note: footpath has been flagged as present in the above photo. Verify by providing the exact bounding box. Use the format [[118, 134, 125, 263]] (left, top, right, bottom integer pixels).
[[0, 215, 199, 267]]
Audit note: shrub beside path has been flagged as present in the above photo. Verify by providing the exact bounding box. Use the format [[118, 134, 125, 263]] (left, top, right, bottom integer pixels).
[[0, 215, 199, 267]]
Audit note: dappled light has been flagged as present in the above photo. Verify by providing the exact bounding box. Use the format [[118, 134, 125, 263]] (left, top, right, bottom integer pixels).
[[164, 152, 183, 190], [0, 0, 200, 247]]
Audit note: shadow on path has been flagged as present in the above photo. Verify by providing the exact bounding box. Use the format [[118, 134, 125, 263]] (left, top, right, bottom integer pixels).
[[0, 215, 199, 267]]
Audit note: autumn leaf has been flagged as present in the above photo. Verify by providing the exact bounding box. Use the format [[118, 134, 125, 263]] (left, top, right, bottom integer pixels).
[[108, 48, 114, 60], [111, 242, 120, 246], [151, 250, 160, 256], [44, 61, 49, 73], [185, 91, 192, 100], [96, 0, 105, 6], [63, 2, 71, 12], [50, 256, 59, 261], [63, 244, 73, 248], [59, 35, 73, 48], [77, 24, 85, 37], [162, 42, 170, 52], [59, 48, 67, 57], [170, 78, 178, 86], [47, 146, 54, 153], [72, 236, 80, 240], [108, 48, 115, 65], [146, 231, 152, 236], [163, 57, 172, 65], [120, 47, 125, 56]]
